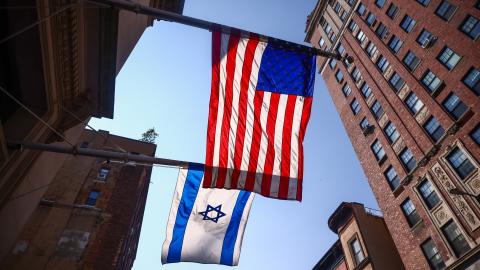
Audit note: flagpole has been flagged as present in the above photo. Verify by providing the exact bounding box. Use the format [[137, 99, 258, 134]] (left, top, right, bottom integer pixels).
[[87, 0, 350, 61], [8, 141, 195, 168]]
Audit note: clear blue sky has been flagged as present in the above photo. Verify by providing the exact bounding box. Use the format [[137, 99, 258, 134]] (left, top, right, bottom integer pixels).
[[89, 0, 378, 269]]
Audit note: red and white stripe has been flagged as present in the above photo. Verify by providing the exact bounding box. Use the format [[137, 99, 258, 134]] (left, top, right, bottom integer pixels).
[[204, 30, 312, 201]]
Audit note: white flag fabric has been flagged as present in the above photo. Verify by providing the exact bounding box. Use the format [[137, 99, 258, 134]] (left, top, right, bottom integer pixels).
[[161, 163, 254, 266]]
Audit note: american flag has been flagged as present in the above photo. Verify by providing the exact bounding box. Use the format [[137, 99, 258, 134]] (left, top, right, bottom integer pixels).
[[203, 28, 316, 201]]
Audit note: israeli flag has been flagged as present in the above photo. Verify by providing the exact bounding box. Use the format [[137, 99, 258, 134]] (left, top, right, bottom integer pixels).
[[161, 163, 254, 266]]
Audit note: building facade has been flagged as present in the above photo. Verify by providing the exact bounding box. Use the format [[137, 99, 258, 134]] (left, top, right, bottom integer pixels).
[[0, 129, 156, 270], [313, 202, 404, 270], [306, 0, 480, 269], [0, 0, 184, 261]]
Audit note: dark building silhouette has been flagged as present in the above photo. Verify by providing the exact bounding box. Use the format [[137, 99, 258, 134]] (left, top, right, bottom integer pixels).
[[306, 0, 480, 269], [0, 0, 184, 264], [1, 129, 156, 269]]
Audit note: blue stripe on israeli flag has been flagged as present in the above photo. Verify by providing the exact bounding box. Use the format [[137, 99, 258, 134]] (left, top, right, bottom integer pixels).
[[161, 164, 254, 266]]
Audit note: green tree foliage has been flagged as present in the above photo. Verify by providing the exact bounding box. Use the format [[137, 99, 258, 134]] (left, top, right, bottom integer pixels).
[[140, 128, 158, 143]]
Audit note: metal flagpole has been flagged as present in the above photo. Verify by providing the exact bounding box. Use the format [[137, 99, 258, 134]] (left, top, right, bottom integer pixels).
[[87, 0, 352, 62], [7, 141, 194, 168]]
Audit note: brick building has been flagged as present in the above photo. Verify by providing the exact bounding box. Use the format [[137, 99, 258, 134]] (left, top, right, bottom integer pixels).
[[306, 0, 479, 269], [1, 129, 156, 269], [0, 0, 184, 262], [313, 202, 404, 269]]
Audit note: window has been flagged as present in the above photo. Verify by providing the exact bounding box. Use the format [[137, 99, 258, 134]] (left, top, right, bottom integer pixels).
[[324, 23, 332, 35], [342, 84, 352, 97], [421, 238, 446, 270], [360, 117, 370, 129], [375, 22, 388, 39], [319, 38, 325, 47], [341, 10, 349, 21], [335, 70, 344, 82], [329, 59, 337, 69], [86, 190, 100, 206], [424, 116, 445, 143], [357, 3, 366, 16], [366, 42, 378, 57], [435, 1, 457, 21], [352, 67, 361, 82], [438, 47, 461, 70], [463, 67, 480, 95], [418, 179, 441, 209], [388, 35, 403, 53], [403, 51, 421, 71], [371, 139, 386, 161], [386, 4, 399, 19], [421, 70, 443, 93], [366, 12, 376, 26], [442, 220, 470, 257], [384, 166, 400, 190], [347, 0, 355, 6], [442, 93, 467, 120], [97, 168, 110, 181], [350, 238, 365, 265], [384, 121, 400, 144], [330, 33, 337, 42], [337, 43, 346, 56], [405, 92, 424, 115], [376, 55, 389, 73], [416, 0, 430, 6], [371, 100, 384, 120], [389, 72, 405, 92], [351, 99, 361, 115], [348, 20, 359, 32], [470, 125, 480, 145], [400, 148, 416, 172], [417, 29, 434, 46], [360, 82, 372, 98], [400, 15, 416, 33], [356, 30, 367, 43], [375, 0, 385, 8], [460, 15, 480, 39], [401, 198, 421, 226], [79, 141, 90, 148], [447, 147, 475, 179], [334, 2, 341, 13]]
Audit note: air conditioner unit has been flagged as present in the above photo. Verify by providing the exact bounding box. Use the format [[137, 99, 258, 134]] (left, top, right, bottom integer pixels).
[[421, 36, 438, 49], [362, 124, 375, 136]]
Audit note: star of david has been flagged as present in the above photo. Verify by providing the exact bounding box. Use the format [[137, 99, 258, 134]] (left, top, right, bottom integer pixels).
[[199, 204, 226, 223]]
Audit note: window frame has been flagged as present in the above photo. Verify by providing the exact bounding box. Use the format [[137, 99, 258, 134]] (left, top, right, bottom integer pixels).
[[86, 190, 100, 206], [376, 55, 389, 73], [360, 82, 372, 99], [418, 179, 441, 209], [423, 116, 445, 143], [383, 121, 400, 144], [459, 15, 480, 40], [421, 70, 443, 93], [401, 198, 422, 227], [97, 168, 110, 181], [384, 165, 400, 191], [442, 93, 467, 120], [342, 84, 352, 97], [349, 236, 366, 266], [403, 51, 421, 71], [400, 15, 416, 33], [446, 147, 475, 180], [371, 100, 384, 120], [351, 99, 361, 115], [437, 46, 461, 70], [386, 3, 399, 19], [462, 67, 480, 95], [435, 0, 457, 21], [405, 92, 424, 115], [421, 238, 446, 270], [371, 139, 386, 161], [470, 124, 480, 145], [335, 70, 344, 82], [389, 72, 405, 92], [400, 147, 417, 173], [441, 220, 471, 257]]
